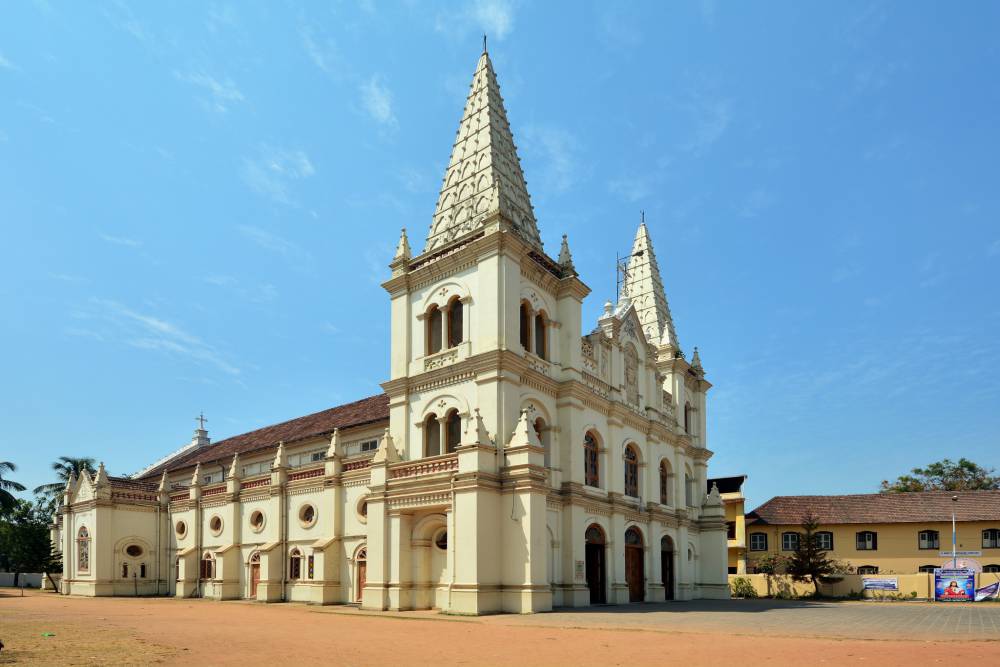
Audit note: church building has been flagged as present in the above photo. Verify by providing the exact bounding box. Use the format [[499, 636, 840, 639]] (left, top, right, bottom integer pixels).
[[53, 47, 729, 614]]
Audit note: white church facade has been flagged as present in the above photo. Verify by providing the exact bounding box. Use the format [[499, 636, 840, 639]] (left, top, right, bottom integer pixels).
[[53, 47, 729, 614]]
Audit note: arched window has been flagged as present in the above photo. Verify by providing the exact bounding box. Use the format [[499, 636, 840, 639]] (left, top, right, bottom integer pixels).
[[585, 524, 606, 545], [427, 305, 443, 355], [122, 562, 129, 578], [584, 431, 600, 487], [918, 530, 939, 550], [623, 445, 639, 498], [684, 402, 692, 434], [519, 301, 531, 350], [625, 526, 643, 546], [444, 409, 461, 453], [424, 413, 441, 457], [534, 311, 547, 359], [446, 298, 464, 348], [289, 548, 303, 580], [77, 526, 90, 573], [200, 551, 215, 580], [659, 460, 670, 505], [533, 418, 550, 468], [140, 563, 147, 578]]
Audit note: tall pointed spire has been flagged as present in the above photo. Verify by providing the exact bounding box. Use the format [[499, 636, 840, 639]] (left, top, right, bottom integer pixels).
[[424, 49, 541, 253], [623, 220, 681, 351], [558, 234, 576, 275]]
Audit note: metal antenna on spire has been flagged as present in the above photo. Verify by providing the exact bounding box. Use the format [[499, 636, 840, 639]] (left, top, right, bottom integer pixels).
[[615, 210, 646, 301], [196, 412, 207, 431], [483, 34, 488, 53]]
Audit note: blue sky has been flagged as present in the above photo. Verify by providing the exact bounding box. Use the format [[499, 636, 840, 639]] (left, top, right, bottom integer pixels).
[[1, 1, 998, 509]]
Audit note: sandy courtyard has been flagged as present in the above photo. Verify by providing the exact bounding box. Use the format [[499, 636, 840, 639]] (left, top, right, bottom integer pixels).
[[2, 590, 999, 666]]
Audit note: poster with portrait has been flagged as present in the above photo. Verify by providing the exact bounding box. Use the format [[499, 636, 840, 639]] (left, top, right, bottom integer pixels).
[[934, 568, 975, 601]]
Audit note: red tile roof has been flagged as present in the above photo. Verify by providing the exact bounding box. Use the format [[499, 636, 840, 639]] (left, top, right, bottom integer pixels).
[[137, 393, 389, 480], [747, 490, 1000, 526]]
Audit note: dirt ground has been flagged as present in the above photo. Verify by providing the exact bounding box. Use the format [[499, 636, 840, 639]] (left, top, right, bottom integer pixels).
[[2, 590, 998, 666]]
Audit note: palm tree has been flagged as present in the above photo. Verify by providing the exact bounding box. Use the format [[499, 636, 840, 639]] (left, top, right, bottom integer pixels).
[[0, 461, 26, 514], [33, 457, 97, 506]]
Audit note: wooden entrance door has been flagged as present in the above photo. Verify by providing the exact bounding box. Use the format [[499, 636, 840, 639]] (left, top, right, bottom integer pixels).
[[584, 525, 606, 604], [661, 549, 674, 600], [356, 548, 367, 602], [249, 552, 261, 599], [625, 527, 645, 603]]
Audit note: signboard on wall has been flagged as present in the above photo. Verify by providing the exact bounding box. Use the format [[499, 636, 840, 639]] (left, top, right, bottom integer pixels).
[[934, 568, 975, 601], [574, 560, 585, 581], [938, 551, 982, 558], [862, 577, 898, 591]]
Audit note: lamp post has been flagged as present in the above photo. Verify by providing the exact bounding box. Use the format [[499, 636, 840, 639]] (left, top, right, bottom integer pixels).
[[952, 494, 959, 569]]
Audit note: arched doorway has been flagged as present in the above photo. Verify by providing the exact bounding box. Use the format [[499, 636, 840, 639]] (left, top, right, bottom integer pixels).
[[660, 536, 674, 600], [625, 527, 645, 603], [584, 524, 606, 604], [355, 547, 367, 603], [248, 552, 261, 599]]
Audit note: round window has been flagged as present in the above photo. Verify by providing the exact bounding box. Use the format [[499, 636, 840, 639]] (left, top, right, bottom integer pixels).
[[434, 529, 448, 551], [125, 544, 143, 558], [299, 504, 316, 527], [356, 496, 369, 523], [209, 516, 223, 535], [175, 521, 187, 538], [249, 510, 265, 532]]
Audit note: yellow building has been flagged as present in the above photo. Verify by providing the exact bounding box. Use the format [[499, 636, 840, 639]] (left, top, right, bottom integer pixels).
[[708, 476, 747, 574], [745, 490, 1000, 575]]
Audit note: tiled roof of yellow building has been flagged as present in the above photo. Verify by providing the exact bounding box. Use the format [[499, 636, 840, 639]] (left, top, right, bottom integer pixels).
[[747, 490, 1000, 525]]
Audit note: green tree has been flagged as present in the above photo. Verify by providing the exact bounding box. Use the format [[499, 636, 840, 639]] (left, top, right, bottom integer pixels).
[[0, 461, 26, 514], [33, 456, 97, 513], [880, 458, 1000, 492], [0, 498, 56, 587], [787, 514, 840, 596]]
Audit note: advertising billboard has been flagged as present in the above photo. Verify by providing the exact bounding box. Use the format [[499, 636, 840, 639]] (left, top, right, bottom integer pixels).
[[934, 568, 975, 601]]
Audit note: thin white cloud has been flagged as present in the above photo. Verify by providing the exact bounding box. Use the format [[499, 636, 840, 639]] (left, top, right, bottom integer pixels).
[[737, 189, 775, 218], [88, 298, 240, 376], [237, 225, 314, 270], [523, 125, 581, 194], [0, 52, 17, 71], [241, 145, 315, 205], [100, 233, 142, 247], [471, 0, 515, 40], [173, 70, 245, 113], [300, 27, 345, 77], [435, 0, 516, 43], [682, 95, 732, 156], [608, 176, 651, 203], [205, 274, 277, 303], [360, 76, 397, 128]]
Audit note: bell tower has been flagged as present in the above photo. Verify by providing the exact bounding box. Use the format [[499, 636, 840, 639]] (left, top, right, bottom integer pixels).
[[376, 44, 588, 614]]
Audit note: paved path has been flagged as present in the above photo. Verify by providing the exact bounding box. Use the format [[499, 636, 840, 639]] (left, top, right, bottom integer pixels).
[[331, 598, 1000, 640]]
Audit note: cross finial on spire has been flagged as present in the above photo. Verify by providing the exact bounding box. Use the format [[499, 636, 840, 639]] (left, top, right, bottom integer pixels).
[[483, 33, 487, 53], [641, 210, 645, 224], [196, 412, 207, 430]]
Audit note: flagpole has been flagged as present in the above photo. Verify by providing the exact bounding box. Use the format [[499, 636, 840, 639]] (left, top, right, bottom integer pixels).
[[952, 494, 958, 569]]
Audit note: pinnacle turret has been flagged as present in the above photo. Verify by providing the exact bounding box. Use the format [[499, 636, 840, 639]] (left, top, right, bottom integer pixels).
[[424, 49, 540, 253], [558, 234, 576, 275], [624, 221, 680, 352]]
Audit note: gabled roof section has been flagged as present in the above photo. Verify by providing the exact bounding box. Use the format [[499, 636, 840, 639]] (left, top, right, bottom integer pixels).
[[624, 222, 680, 352], [424, 48, 541, 254], [746, 490, 1000, 526], [136, 394, 389, 480]]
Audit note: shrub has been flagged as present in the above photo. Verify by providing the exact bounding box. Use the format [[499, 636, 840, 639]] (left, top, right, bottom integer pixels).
[[730, 577, 758, 599]]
